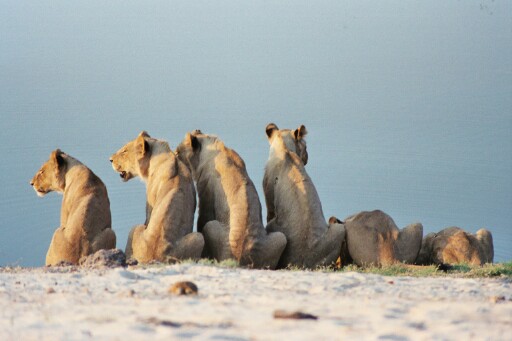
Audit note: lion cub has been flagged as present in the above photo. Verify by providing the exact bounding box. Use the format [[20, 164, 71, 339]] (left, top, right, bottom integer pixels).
[[416, 226, 493, 266], [31, 149, 116, 266], [110, 131, 204, 263], [176, 130, 287, 269], [263, 123, 345, 269]]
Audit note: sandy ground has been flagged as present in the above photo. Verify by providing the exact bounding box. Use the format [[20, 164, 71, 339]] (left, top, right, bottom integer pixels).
[[0, 264, 511, 341]]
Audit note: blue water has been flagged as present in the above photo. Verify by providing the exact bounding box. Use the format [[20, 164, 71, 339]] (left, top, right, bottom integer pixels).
[[1, 1, 511, 266]]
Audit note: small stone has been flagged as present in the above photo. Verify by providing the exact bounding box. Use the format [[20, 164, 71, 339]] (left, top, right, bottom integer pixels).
[[489, 296, 506, 304], [436, 263, 453, 272], [388, 281, 394, 285], [273, 310, 318, 320], [143, 317, 182, 328], [119, 289, 135, 297], [169, 281, 198, 295], [54, 260, 75, 267], [126, 258, 138, 266], [46, 287, 56, 294]]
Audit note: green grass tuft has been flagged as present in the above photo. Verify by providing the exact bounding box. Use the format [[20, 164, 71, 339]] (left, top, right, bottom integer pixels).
[[465, 262, 512, 278], [336, 262, 512, 278], [195, 258, 239, 268]]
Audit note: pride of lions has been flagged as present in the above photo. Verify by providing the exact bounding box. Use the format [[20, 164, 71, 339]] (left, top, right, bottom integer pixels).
[[31, 124, 494, 269]]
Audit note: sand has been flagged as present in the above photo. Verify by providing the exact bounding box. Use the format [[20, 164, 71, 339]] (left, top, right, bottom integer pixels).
[[1, 264, 511, 340]]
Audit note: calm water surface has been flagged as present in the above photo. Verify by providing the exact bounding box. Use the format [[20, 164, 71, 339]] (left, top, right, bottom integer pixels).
[[1, 1, 511, 266]]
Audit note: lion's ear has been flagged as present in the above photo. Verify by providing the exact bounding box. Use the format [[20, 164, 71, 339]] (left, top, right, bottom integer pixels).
[[136, 135, 149, 156], [190, 135, 200, 151], [138, 131, 150, 138], [265, 123, 278, 140], [52, 149, 65, 168], [184, 132, 200, 151], [294, 124, 308, 140]]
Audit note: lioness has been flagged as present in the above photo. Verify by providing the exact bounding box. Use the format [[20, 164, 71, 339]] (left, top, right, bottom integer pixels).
[[31, 149, 116, 266], [341, 210, 423, 267], [415, 226, 493, 266], [176, 130, 287, 269], [110, 131, 204, 263], [263, 123, 345, 269]]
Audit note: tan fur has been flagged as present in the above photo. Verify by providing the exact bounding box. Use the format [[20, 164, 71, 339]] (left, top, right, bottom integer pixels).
[[176, 130, 286, 269], [31, 149, 116, 266], [263, 124, 345, 269], [341, 210, 423, 267], [263, 123, 308, 223], [110, 131, 204, 263], [415, 226, 493, 266]]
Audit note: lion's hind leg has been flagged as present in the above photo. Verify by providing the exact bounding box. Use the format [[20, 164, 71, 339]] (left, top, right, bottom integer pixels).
[[203, 220, 233, 262], [172, 232, 205, 260], [46, 226, 79, 265], [247, 231, 287, 270], [91, 228, 116, 253], [308, 222, 345, 268], [125, 224, 149, 262]]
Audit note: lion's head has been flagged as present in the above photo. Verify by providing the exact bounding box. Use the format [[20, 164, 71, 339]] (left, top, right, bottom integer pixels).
[[110, 131, 151, 182], [265, 123, 308, 165], [30, 149, 67, 196], [175, 129, 208, 173]]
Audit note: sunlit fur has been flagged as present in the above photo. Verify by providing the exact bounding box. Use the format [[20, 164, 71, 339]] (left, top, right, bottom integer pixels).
[[416, 226, 493, 266], [263, 123, 345, 269], [110, 132, 204, 263], [342, 210, 423, 267], [30, 149, 116, 265], [176, 130, 286, 269], [263, 123, 308, 223]]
